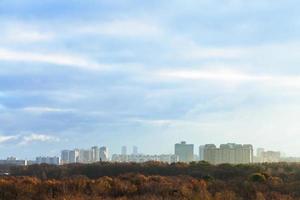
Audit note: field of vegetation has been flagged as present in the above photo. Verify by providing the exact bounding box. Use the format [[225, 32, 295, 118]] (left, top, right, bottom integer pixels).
[[1, 161, 300, 199]]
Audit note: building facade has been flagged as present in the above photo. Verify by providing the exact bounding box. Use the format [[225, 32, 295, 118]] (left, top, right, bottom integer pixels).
[[61, 150, 70, 164], [199, 145, 205, 161], [91, 146, 100, 162], [203, 143, 253, 165], [69, 149, 79, 163], [100, 146, 109, 161], [175, 141, 194, 163]]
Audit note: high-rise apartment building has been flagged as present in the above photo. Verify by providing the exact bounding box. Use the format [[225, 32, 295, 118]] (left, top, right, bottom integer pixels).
[[69, 149, 79, 163], [78, 149, 92, 163], [61, 150, 70, 164], [91, 146, 100, 162], [220, 143, 239, 164], [199, 145, 205, 161], [100, 146, 109, 161], [175, 141, 194, 163], [203, 143, 253, 164], [240, 144, 254, 163], [203, 144, 217, 164]]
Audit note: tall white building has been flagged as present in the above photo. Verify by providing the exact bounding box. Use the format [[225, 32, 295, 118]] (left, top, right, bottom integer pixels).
[[69, 149, 79, 163], [100, 146, 109, 161], [91, 146, 100, 162], [175, 141, 194, 163]]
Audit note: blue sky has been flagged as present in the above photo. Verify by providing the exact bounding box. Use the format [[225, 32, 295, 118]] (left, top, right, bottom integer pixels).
[[1, 0, 300, 158]]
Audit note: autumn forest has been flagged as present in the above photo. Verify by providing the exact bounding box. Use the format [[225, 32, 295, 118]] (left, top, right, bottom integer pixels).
[[0, 161, 300, 199]]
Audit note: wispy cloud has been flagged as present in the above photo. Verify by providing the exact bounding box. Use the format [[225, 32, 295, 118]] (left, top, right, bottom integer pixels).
[[0, 135, 18, 144], [128, 118, 174, 126], [0, 48, 108, 70], [0, 133, 60, 146], [0, 22, 54, 43], [19, 134, 60, 145], [22, 106, 75, 114], [158, 69, 300, 87]]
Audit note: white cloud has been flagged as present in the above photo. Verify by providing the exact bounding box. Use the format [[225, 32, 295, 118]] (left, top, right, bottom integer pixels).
[[0, 48, 108, 70], [128, 118, 174, 126], [0, 135, 18, 143], [157, 69, 300, 88], [3, 26, 53, 43], [22, 106, 74, 114], [183, 47, 243, 59], [0, 21, 54, 44], [20, 134, 60, 145], [10, 30, 52, 43]]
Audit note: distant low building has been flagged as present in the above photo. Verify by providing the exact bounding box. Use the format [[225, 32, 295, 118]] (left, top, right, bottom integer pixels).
[[280, 157, 300, 162], [36, 156, 60, 165], [111, 154, 179, 163], [261, 151, 281, 162], [0, 157, 27, 166], [254, 148, 281, 163]]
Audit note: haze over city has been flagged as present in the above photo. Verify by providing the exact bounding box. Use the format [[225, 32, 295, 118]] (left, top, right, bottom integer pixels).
[[1, 0, 300, 159]]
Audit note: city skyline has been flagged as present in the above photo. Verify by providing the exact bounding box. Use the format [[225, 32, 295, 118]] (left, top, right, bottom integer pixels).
[[2, 1, 300, 157], [0, 141, 284, 161], [0, 141, 291, 166]]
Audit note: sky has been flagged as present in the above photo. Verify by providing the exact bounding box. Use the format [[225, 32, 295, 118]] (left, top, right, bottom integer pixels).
[[1, 0, 300, 158]]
